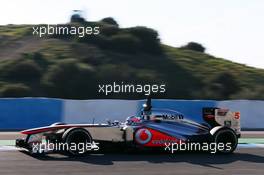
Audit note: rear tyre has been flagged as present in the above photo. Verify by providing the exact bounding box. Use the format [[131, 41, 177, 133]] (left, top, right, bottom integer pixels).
[[214, 129, 238, 154], [63, 128, 92, 156]]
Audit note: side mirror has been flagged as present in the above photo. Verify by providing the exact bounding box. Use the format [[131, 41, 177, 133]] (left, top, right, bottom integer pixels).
[[106, 119, 111, 125], [144, 95, 152, 111]]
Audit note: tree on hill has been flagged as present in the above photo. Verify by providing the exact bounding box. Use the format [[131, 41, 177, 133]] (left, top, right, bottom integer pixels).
[[181, 42, 206, 53], [3, 60, 42, 81], [126, 26, 162, 54], [209, 72, 241, 99], [42, 59, 96, 99], [0, 84, 32, 97], [100, 17, 119, 27], [70, 10, 85, 23]]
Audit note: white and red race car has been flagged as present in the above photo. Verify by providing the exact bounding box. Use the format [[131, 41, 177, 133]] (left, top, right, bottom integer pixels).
[[16, 98, 241, 156]]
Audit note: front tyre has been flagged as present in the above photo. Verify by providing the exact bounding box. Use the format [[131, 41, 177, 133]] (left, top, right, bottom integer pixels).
[[63, 128, 92, 156]]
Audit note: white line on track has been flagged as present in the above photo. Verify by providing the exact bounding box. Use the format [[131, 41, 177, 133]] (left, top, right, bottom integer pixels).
[[238, 143, 264, 148], [0, 146, 21, 151]]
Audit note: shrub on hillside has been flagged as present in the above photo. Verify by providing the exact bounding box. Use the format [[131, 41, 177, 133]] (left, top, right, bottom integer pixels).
[[22, 52, 48, 69], [77, 34, 110, 48], [109, 34, 140, 53], [230, 86, 264, 99], [96, 64, 135, 81], [207, 72, 241, 99], [0, 84, 31, 97], [181, 42, 206, 53], [4, 60, 42, 81], [80, 46, 106, 65], [100, 17, 119, 27], [42, 59, 96, 99], [100, 25, 119, 36], [125, 26, 162, 54]]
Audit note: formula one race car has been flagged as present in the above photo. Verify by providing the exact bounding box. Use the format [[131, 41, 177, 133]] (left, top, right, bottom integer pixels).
[[16, 97, 241, 156]]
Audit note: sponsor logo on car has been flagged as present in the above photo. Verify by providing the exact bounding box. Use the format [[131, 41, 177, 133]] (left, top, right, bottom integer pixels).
[[135, 128, 152, 144]]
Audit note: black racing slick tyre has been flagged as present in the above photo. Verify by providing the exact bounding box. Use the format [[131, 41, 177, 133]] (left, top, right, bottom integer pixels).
[[63, 128, 92, 156], [214, 128, 238, 154]]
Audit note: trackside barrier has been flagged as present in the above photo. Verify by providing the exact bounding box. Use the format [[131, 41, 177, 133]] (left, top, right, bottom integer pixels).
[[63, 99, 264, 130], [0, 98, 63, 130], [0, 98, 263, 130], [217, 100, 264, 130]]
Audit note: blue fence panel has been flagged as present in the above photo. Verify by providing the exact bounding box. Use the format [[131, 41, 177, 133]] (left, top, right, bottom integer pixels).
[[0, 98, 263, 130], [0, 98, 63, 130], [217, 100, 264, 129]]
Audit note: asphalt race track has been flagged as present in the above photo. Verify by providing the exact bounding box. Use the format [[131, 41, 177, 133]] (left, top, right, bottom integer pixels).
[[0, 132, 263, 175]]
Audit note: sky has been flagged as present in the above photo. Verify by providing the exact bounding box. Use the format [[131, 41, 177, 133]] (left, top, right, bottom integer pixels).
[[0, 0, 264, 68]]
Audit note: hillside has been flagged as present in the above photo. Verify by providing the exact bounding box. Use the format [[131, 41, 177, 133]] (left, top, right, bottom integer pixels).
[[0, 21, 264, 100]]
